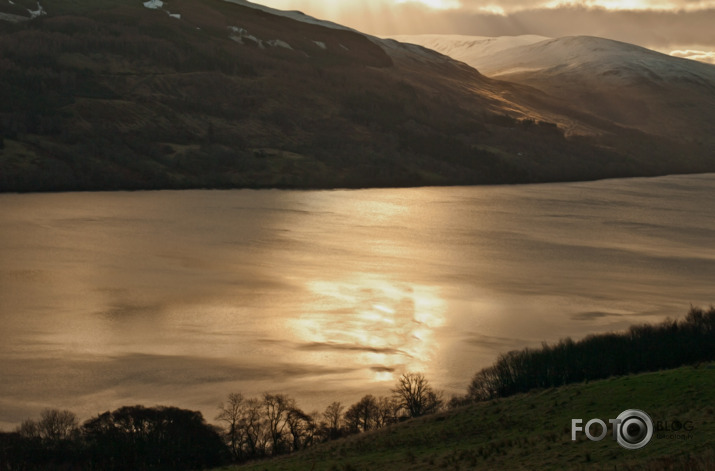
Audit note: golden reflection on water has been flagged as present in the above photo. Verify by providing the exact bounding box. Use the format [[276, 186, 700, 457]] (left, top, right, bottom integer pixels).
[[290, 273, 445, 382]]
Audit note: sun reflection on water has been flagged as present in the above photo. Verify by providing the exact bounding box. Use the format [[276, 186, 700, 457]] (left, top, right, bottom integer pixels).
[[290, 273, 446, 382]]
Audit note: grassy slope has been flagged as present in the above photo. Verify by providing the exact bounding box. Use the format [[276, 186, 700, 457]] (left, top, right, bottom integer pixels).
[[222, 364, 715, 471]]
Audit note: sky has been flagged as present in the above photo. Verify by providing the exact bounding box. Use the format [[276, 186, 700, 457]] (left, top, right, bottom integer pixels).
[[251, 0, 715, 63]]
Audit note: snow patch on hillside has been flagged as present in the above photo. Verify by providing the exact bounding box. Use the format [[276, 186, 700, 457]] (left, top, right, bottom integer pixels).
[[229, 26, 294, 51], [267, 39, 292, 50], [219, 0, 486, 68], [143, 0, 163, 9], [27, 1, 45, 18], [142, 1, 181, 21]]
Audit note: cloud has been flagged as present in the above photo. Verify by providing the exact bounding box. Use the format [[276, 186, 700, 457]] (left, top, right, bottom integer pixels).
[[364, 5, 715, 49], [457, 0, 715, 12], [670, 48, 715, 64], [253, 1, 715, 52]]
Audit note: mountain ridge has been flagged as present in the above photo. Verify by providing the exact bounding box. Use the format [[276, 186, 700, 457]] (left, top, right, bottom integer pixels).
[[391, 34, 715, 142]]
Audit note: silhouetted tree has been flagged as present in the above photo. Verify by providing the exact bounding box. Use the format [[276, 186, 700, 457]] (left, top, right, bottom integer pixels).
[[8, 409, 79, 469], [39, 409, 78, 443], [263, 393, 294, 455], [216, 392, 245, 460], [344, 395, 379, 433], [17, 409, 78, 444], [240, 397, 266, 458], [82, 405, 228, 470], [322, 401, 344, 440], [215, 395, 266, 460], [392, 373, 443, 418], [285, 407, 316, 451], [375, 396, 399, 428]]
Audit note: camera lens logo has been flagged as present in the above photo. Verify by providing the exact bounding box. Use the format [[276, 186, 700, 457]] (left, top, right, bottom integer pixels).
[[614, 409, 653, 450], [572, 409, 654, 450]]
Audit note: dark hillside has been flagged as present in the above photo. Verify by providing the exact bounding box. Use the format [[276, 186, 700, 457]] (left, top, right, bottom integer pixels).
[[0, 0, 712, 192]]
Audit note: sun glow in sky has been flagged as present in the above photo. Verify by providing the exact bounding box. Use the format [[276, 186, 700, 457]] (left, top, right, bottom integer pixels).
[[250, 0, 715, 62], [395, 0, 462, 9], [256, 0, 715, 14], [543, 0, 715, 10]]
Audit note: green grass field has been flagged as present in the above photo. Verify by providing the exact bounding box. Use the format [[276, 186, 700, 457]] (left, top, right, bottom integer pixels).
[[220, 364, 715, 471]]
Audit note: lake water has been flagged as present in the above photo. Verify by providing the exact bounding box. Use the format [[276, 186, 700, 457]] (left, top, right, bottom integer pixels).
[[1, 174, 714, 429]]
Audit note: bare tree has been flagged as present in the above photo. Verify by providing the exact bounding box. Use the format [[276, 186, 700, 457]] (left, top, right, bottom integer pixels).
[[322, 401, 344, 440], [216, 393, 245, 459], [17, 409, 78, 442], [375, 396, 399, 427], [242, 397, 265, 458], [263, 393, 294, 454], [17, 418, 40, 439], [41, 409, 78, 442], [286, 407, 316, 451], [392, 373, 442, 418], [215, 393, 268, 460], [344, 395, 379, 433]]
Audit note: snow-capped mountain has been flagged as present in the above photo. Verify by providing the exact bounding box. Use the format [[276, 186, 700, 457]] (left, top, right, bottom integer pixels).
[[390, 34, 715, 140], [390, 34, 550, 68]]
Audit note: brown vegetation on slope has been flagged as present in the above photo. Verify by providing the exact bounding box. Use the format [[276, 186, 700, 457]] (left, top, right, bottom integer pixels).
[[0, 0, 711, 191]]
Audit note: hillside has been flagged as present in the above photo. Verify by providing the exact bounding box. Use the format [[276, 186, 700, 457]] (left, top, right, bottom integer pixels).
[[391, 34, 715, 143], [223, 364, 715, 471], [1, 2, 713, 191]]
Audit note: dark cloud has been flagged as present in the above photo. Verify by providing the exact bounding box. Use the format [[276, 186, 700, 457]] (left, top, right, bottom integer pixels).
[[298, 341, 407, 355], [462, 333, 529, 349], [570, 311, 623, 321], [0, 353, 355, 399]]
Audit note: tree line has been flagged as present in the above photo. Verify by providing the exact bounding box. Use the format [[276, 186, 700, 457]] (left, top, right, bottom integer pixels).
[[0, 373, 442, 470], [0, 406, 228, 471], [462, 306, 715, 403], [215, 372, 442, 462]]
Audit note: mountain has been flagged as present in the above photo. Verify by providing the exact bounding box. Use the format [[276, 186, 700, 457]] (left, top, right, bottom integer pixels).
[[390, 34, 550, 68], [391, 34, 715, 143], [0, 2, 713, 192]]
